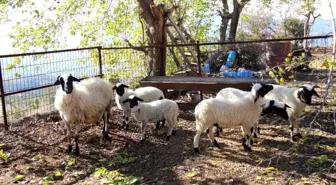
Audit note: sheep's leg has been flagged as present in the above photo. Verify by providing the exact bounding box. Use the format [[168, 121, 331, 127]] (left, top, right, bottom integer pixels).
[[121, 111, 127, 129], [194, 121, 206, 153], [253, 122, 259, 138], [122, 111, 131, 131], [102, 111, 109, 139], [65, 121, 73, 154], [207, 125, 220, 148], [166, 117, 177, 141], [213, 123, 222, 137], [140, 121, 148, 142], [74, 124, 81, 156], [290, 118, 302, 142], [241, 125, 252, 152], [161, 119, 166, 128]]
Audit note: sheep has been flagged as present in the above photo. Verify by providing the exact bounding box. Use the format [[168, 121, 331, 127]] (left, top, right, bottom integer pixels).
[[264, 84, 320, 141], [193, 83, 274, 153], [54, 73, 113, 156], [122, 95, 179, 141], [113, 83, 165, 131], [214, 87, 291, 138]]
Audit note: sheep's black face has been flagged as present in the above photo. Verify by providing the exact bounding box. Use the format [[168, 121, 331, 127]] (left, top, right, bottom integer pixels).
[[122, 95, 144, 108], [252, 83, 274, 102], [113, 83, 129, 96], [297, 85, 320, 105], [54, 73, 81, 94]]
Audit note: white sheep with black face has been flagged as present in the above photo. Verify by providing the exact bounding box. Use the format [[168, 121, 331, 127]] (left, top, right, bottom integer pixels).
[[214, 87, 291, 138], [193, 83, 274, 153], [113, 83, 165, 130], [122, 95, 179, 141], [54, 73, 113, 156], [264, 84, 320, 141]]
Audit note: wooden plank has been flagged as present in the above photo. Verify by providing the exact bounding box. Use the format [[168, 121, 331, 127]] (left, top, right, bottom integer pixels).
[[140, 76, 277, 92]]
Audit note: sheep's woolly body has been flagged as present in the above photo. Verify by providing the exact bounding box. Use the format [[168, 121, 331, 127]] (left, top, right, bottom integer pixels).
[[195, 95, 262, 131], [131, 99, 178, 123], [54, 78, 113, 124], [264, 85, 306, 119]]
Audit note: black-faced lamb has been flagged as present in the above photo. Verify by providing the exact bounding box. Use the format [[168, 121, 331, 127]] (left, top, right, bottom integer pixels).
[[122, 95, 178, 141], [113, 83, 165, 130], [193, 83, 274, 153], [264, 84, 320, 141], [214, 87, 291, 138], [54, 73, 113, 156]]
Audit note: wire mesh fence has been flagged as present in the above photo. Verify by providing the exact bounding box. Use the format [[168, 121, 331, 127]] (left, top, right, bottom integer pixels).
[[0, 47, 104, 125], [0, 35, 334, 129]]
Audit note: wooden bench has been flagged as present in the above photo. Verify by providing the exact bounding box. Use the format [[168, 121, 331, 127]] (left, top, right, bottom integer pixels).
[[139, 76, 277, 92]]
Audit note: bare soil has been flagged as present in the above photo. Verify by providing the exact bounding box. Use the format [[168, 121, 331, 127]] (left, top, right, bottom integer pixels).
[[1, 72, 336, 185]]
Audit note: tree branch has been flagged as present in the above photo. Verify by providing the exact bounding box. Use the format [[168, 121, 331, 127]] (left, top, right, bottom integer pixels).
[[123, 39, 148, 54]]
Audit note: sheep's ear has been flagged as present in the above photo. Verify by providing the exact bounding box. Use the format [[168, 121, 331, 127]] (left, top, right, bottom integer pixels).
[[122, 84, 129, 88], [285, 104, 291, 108], [112, 86, 117, 90], [72, 77, 81, 82], [313, 85, 320, 89], [54, 76, 61, 85], [122, 99, 129, 103], [136, 97, 144, 102]]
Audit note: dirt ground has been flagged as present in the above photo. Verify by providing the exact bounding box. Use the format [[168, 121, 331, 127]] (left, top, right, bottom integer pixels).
[[1, 68, 336, 184]]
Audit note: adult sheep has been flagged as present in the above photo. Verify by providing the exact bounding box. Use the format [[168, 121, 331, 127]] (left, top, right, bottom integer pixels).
[[264, 84, 320, 141], [54, 73, 113, 156], [214, 87, 291, 138], [193, 83, 274, 153]]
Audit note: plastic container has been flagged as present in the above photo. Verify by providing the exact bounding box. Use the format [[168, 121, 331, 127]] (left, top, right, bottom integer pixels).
[[224, 71, 252, 78], [203, 63, 210, 73], [225, 51, 236, 68]]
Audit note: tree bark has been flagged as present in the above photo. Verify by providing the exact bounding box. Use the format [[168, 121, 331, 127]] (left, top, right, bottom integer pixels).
[[219, 0, 230, 42], [228, 0, 249, 41], [303, 12, 311, 50], [138, 0, 166, 76]]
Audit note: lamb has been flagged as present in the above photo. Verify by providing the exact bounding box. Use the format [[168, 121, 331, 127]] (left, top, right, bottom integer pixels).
[[122, 95, 179, 141], [54, 73, 113, 156], [264, 84, 320, 141], [113, 83, 165, 130], [214, 87, 291, 138], [193, 83, 274, 153]]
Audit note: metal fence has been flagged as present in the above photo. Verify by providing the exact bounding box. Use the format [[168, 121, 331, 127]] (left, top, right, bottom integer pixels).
[[0, 35, 334, 129]]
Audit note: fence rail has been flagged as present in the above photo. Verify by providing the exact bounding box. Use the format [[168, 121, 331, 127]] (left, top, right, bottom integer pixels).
[[0, 35, 334, 130]]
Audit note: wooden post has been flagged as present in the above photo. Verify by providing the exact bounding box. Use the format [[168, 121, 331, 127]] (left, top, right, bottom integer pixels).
[[196, 41, 203, 100]]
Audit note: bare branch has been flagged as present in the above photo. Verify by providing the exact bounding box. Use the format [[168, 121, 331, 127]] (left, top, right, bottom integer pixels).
[[123, 38, 148, 54]]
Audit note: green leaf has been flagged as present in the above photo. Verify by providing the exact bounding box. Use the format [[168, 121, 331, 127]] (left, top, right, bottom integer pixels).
[[128, 157, 136, 163], [279, 77, 285, 85], [14, 174, 25, 182], [54, 170, 62, 177], [183, 145, 190, 152], [289, 160, 296, 164], [268, 71, 275, 78], [185, 172, 197, 178], [67, 158, 75, 167], [256, 176, 262, 180], [266, 177, 274, 181], [267, 166, 277, 171], [0, 144, 4, 147], [94, 167, 108, 178]]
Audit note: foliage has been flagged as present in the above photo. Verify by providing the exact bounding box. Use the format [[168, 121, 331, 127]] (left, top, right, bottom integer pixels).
[[32, 152, 46, 162], [94, 167, 142, 185], [13, 174, 25, 183], [0, 149, 10, 163], [281, 18, 305, 38], [111, 151, 136, 165], [305, 155, 329, 166]]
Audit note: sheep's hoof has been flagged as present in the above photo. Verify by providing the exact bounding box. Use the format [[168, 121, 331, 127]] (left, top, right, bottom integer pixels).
[[212, 139, 220, 148], [297, 133, 303, 138], [253, 133, 258, 138], [243, 144, 252, 152], [103, 131, 109, 139], [250, 139, 254, 146], [67, 145, 73, 154], [166, 135, 170, 140], [257, 127, 261, 134], [172, 130, 177, 135], [140, 138, 145, 143], [194, 148, 200, 153], [125, 124, 129, 131], [206, 129, 209, 134]]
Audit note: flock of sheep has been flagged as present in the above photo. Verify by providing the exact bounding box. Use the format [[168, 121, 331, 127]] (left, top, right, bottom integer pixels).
[[53, 73, 320, 156]]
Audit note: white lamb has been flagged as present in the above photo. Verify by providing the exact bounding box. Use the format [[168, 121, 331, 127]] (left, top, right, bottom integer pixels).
[[264, 84, 320, 141], [54, 73, 113, 156], [193, 83, 274, 153], [122, 95, 179, 141], [113, 83, 165, 130], [215, 87, 291, 138]]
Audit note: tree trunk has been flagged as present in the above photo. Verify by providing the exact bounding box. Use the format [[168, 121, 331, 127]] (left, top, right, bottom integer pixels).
[[303, 12, 311, 51], [219, 0, 230, 42], [138, 0, 166, 76], [228, 0, 249, 41]]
